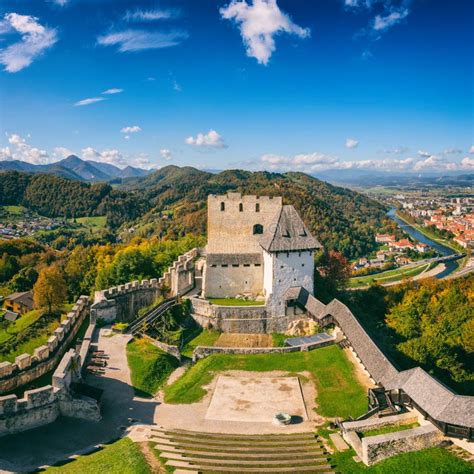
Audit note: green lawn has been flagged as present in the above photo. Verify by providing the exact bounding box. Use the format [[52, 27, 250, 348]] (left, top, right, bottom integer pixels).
[[181, 329, 220, 358], [360, 422, 419, 438], [208, 298, 265, 306], [69, 216, 107, 231], [44, 437, 151, 474], [2, 205, 25, 215], [330, 448, 473, 473], [126, 338, 180, 397], [164, 345, 368, 419], [0, 304, 75, 363], [349, 263, 429, 288]]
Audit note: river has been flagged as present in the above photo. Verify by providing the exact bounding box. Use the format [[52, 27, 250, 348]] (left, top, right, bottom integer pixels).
[[387, 208, 458, 278]]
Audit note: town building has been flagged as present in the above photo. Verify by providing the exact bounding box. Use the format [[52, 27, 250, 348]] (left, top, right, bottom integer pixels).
[[3, 291, 34, 317]]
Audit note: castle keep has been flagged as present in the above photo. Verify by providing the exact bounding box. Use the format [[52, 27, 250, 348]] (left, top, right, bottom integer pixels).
[[202, 193, 321, 317]]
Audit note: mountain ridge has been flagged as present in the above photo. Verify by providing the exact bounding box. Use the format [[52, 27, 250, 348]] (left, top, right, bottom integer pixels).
[[0, 155, 150, 182]]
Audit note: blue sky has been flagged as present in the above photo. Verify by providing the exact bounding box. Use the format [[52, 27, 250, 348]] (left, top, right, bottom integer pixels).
[[0, 0, 472, 174]]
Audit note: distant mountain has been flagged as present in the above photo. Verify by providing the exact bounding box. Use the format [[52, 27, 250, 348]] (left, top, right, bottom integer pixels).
[[56, 155, 111, 181], [0, 159, 83, 181], [0, 155, 151, 182], [315, 169, 474, 187]]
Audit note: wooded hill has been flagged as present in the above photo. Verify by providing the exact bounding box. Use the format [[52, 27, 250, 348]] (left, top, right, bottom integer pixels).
[[0, 166, 396, 259]]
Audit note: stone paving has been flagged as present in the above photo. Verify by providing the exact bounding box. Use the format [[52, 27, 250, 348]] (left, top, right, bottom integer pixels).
[[205, 375, 307, 423]]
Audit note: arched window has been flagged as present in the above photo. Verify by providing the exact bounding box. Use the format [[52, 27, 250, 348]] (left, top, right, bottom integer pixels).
[[256, 203, 260, 212], [239, 203, 243, 212], [253, 224, 263, 234], [220, 202, 225, 211]]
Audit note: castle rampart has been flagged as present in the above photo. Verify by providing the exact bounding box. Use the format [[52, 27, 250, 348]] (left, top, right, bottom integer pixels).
[[0, 296, 90, 394]]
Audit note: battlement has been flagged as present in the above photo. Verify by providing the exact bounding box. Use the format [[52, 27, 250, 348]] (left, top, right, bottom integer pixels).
[[208, 193, 282, 205], [0, 385, 57, 416], [0, 295, 90, 394]]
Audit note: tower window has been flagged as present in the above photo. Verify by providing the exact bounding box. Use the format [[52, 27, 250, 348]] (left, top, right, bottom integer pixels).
[[256, 203, 260, 212], [253, 224, 264, 234], [239, 203, 243, 212], [220, 202, 225, 211]]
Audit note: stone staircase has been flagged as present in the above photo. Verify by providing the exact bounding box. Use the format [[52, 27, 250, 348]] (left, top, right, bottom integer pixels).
[[150, 428, 334, 473]]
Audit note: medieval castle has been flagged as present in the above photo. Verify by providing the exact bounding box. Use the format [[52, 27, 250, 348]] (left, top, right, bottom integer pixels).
[[202, 192, 321, 315]]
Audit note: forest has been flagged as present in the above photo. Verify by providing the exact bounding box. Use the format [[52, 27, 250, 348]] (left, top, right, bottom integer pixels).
[[0, 166, 398, 259], [340, 277, 473, 395]]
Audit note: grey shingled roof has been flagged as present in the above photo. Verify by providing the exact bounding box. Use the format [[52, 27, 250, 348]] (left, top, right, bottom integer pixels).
[[322, 299, 399, 386], [285, 287, 326, 319], [384, 367, 474, 427], [259, 205, 321, 252], [206, 253, 263, 265], [6, 291, 33, 310]]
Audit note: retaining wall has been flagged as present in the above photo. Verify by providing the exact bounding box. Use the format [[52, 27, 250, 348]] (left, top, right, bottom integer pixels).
[[362, 424, 444, 465], [0, 296, 90, 394], [189, 298, 303, 333], [143, 335, 181, 362], [192, 334, 336, 362]]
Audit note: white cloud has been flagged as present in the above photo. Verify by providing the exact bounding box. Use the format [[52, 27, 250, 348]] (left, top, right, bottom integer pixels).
[[469, 145, 474, 154], [160, 149, 172, 160], [261, 152, 338, 171], [124, 9, 179, 22], [442, 147, 462, 155], [373, 8, 409, 31], [460, 157, 474, 169], [52, 0, 68, 6], [417, 149, 431, 158], [74, 97, 106, 107], [102, 88, 123, 95], [53, 146, 74, 158], [185, 129, 228, 149], [97, 29, 188, 52], [120, 125, 141, 134], [345, 138, 359, 149], [81, 147, 127, 167], [2, 133, 50, 164], [173, 79, 182, 92], [220, 0, 310, 65], [413, 155, 441, 171], [0, 13, 57, 73]]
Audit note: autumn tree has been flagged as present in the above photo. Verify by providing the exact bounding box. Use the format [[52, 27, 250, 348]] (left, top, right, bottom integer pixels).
[[33, 266, 67, 315], [314, 250, 351, 302]]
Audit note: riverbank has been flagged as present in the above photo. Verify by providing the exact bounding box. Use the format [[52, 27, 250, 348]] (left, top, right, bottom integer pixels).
[[394, 210, 462, 253]]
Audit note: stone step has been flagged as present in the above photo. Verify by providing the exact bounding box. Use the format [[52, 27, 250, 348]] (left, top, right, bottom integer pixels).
[[158, 448, 326, 459], [151, 428, 317, 440], [151, 434, 318, 447], [151, 439, 323, 452], [161, 452, 328, 466], [166, 460, 333, 472]]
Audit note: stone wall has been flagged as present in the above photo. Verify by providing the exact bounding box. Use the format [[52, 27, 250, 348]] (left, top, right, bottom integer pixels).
[[0, 346, 100, 437], [190, 297, 305, 334], [0, 296, 90, 394], [342, 412, 419, 434], [192, 334, 336, 362], [143, 335, 181, 362], [206, 193, 282, 254], [203, 263, 263, 298], [91, 248, 198, 323], [362, 425, 444, 465]]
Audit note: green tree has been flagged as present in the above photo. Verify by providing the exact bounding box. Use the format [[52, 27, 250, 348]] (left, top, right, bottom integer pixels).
[[10, 267, 38, 291]]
